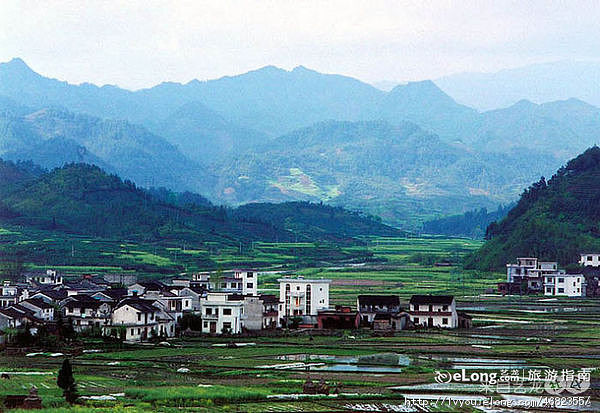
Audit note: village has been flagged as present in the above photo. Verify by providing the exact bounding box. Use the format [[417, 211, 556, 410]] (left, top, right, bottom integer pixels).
[[0, 252, 598, 343]]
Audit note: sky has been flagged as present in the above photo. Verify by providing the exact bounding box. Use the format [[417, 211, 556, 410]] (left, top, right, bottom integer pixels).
[[1, 0, 600, 90]]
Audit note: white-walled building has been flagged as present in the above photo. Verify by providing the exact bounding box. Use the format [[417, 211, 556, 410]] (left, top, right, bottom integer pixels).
[[580, 253, 600, 267], [26, 269, 63, 286], [278, 277, 330, 318], [200, 292, 244, 334], [110, 298, 175, 341], [544, 274, 586, 297], [408, 295, 458, 328]]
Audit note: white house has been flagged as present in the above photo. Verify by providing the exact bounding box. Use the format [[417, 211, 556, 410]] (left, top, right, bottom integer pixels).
[[408, 295, 458, 328], [232, 269, 258, 296], [278, 277, 330, 318], [62, 295, 112, 331], [200, 292, 244, 334], [579, 253, 600, 267], [544, 274, 586, 297], [26, 269, 63, 286], [0, 281, 24, 308], [110, 298, 175, 341], [20, 298, 54, 322]]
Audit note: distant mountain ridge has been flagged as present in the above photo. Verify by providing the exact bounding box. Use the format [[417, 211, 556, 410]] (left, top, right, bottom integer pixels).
[[3, 58, 600, 230]]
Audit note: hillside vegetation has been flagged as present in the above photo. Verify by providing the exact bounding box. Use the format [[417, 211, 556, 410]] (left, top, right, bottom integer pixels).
[[0, 159, 400, 243], [466, 147, 600, 270]]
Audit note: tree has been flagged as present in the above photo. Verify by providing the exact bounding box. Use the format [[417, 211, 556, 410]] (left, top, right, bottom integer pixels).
[[57, 358, 78, 403]]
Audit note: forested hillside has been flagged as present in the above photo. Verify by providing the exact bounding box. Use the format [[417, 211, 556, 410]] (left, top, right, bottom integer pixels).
[[422, 204, 513, 238], [0, 159, 401, 243], [466, 147, 600, 270]]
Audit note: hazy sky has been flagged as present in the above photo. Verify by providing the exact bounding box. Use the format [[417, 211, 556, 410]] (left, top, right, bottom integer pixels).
[[2, 0, 600, 90]]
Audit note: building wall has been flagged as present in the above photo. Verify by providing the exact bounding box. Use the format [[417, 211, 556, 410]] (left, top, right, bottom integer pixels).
[[200, 294, 243, 334], [544, 275, 585, 297], [580, 254, 600, 267], [279, 279, 330, 317], [409, 301, 458, 328], [242, 296, 263, 330]]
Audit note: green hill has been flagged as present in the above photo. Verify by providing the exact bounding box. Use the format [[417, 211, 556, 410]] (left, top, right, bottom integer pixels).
[[0, 159, 401, 243], [466, 147, 600, 270]]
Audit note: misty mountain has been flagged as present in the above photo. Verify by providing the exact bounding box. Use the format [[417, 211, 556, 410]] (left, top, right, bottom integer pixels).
[[212, 120, 561, 228], [0, 105, 211, 193], [464, 98, 600, 158], [2, 57, 598, 230], [436, 60, 600, 110], [152, 101, 268, 163]]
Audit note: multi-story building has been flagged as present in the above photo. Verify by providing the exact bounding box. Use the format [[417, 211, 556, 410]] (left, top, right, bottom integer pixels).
[[408, 295, 458, 328], [200, 292, 244, 334], [278, 277, 330, 320], [260, 294, 280, 329], [356, 295, 401, 326], [544, 274, 586, 297], [502, 258, 564, 293], [110, 298, 175, 341], [0, 281, 26, 308]]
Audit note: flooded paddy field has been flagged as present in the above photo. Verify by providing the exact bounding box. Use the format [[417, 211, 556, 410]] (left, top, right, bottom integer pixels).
[[1, 303, 598, 412]]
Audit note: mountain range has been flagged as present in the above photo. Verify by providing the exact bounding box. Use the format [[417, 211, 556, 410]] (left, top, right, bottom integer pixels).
[[1, 58, 599, 229]]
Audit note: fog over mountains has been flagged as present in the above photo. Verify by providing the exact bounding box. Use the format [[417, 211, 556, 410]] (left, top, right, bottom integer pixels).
[[436, 60, 600, 111], [1, 58, 599, 229]]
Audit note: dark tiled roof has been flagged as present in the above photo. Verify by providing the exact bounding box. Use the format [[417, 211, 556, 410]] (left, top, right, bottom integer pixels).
[[409, 295, 454, 305], [138, 282, 165, 291], [65, 295, 103, 309], [21, 298, 53, 310], [358, 295, 400, 306], [101, 288, 128, 300], [32, 289, 68, 301], [116, 298, 157, 313], [0, 308, 27, 319], [260, 294, 280, 304]]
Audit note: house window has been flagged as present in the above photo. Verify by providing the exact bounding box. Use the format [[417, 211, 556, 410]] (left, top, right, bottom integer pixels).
[[206, 308, 212, 315], [203, 321, 208, 328], [137, 313, 141, 321], [546, 288, 552, 293], [247, 272, 253, 278], [223, 308, 232, 315], [558, 288, 565, 293], [588, 256, 593, 261], [223, 322, 232, 331], [246, 283, 253, 289], [414, 304, 419, 311], [414, 317, 419, 324], [442, 305, 448, 311], [558, 278, 564, 283], [221, 283, 227, 288], [297, 286, 300, 291], [442, 318, 448, 325]]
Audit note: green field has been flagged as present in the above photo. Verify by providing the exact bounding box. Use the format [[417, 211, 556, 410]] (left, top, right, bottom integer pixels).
[[1, 234, 599, 411]]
